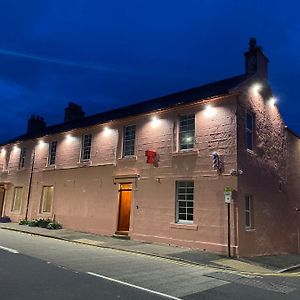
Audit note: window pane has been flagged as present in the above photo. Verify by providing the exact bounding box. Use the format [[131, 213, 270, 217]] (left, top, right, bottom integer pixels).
[[176, 181, 194, 222], [123, 125, 136, 156], [81, 134, 92, 161], [179, 115, 195, 150], [41, 186, 54, 213], [12, 187, 23, 212], [247, 113, 253, 131], [245, 196, 253, 229], [48, 141, 57, 165], [246, 131, 253, 150]]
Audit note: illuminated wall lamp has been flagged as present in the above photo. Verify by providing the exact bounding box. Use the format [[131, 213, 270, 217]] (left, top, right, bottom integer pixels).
[[151, 115, 160, 127], [252, 83, 263, 93], [204, 105, 216, 117], [268, 97, 277, 106]]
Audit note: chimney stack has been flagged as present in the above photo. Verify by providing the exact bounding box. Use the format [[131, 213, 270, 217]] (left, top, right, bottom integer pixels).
[[244, 37, 269, 79], [27, 115, 46, 133], [64, 102, 85, 123]]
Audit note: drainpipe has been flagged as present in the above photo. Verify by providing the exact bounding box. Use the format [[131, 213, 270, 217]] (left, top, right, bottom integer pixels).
[[25, 148, 35, 220]]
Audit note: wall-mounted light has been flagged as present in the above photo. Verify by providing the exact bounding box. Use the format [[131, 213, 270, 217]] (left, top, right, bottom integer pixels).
[[103, 126, 111, 136], [251, 83, 263, 94], [151, 115, 160, 127], [38, 139, 45, 146], [66, 134, 73, 142], [0, 148, 6, 155], [13, 145, 19, 151], [268, 97, 277, 106], [204, 105, 216, 117]]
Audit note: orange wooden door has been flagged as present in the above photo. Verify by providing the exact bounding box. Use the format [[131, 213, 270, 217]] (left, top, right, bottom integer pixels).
[[118, 184, 132, 232]]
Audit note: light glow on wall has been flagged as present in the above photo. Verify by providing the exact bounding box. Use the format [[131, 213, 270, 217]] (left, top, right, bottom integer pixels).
[[268, 97, 277, 106], [13, 145, 19, 151], [103, 126, 111, 136], [204, 105, 216, 117], [38, 139, 45, 146], [251, 83, 263, 94], [0, 148, 5, 155], [151, 115, 160, 127], [66, 134, 73, 142]]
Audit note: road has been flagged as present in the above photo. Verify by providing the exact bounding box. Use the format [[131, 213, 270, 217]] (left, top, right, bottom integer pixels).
[[0, 229, 299, 299]]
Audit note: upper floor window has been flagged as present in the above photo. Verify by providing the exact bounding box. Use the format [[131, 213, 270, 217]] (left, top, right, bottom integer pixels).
[[245, 195, 254, 229], [123, 125, 136, 157], [48, 141, 57, 166], [3, 150, 10, 171], [19, 148, 26, 169], [246, 112, 254, 150], [11, 187, 23, 212], [179, 114, 195, 150], [81, 134, 92, 161], [176, 181, 194, 223]]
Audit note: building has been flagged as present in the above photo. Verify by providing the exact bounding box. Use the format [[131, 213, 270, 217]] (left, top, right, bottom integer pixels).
[[0, 39, 299, 257]]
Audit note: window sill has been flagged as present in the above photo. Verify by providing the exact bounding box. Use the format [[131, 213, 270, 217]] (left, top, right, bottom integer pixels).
[[246, 149, 257, 156], [43, 165, 56, 171], [245, 228, 255, 232], [1, 170, 9, 174], [118, 156, 137, 162], [170, 222, 198, 230], [172, 149, 198, 157], [77, 160, 92, 167]]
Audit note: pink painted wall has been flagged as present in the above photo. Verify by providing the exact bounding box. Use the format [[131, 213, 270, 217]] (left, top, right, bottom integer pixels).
[[236, 81, 299, 256]]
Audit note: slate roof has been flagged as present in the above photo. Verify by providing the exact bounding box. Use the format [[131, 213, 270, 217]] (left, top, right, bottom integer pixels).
[[1, 73, 250, 146]]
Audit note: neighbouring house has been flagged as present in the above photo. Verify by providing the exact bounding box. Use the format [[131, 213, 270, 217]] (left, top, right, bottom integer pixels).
[[0, 38, 299, 257]]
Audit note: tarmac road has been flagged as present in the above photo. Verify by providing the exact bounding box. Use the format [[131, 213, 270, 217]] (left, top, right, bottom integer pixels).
[[0, 229, 299, 300]]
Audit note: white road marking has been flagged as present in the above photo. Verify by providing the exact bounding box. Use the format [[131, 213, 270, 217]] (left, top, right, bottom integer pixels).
[[87, 271, 183, 300], [0, 245, 19, 254]]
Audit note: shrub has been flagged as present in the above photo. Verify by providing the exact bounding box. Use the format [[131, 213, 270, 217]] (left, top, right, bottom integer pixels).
[[47, 221, 62, 230], [36, 218, 51, 228], [28, 219, 39, 227], [19, 219, 29, 225]]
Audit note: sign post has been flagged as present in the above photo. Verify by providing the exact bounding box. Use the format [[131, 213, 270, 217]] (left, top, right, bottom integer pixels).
[[224, 187, 232, 257]]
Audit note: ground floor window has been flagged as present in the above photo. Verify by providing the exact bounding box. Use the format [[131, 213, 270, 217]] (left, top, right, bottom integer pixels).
[[245, 195, 254, 229], [176, 181, 194, 223], [40, 186, 54, 213], [11, 187, 23, 212]]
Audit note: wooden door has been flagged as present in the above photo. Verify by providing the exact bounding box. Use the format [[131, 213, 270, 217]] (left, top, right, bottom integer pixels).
[[0, 187, 5, 217], [117, 183, 132, 232]]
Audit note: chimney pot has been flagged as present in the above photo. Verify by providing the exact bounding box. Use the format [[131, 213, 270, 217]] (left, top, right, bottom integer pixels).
[[64, 102, 85, 123], [27, 115, 46, 134]]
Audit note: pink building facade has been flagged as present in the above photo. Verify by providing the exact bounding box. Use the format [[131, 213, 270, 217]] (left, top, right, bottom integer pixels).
[[0, 39, 299, 257]]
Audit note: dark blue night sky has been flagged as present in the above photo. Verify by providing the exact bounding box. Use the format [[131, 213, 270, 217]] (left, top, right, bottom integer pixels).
[[0, 1, 299, 142]]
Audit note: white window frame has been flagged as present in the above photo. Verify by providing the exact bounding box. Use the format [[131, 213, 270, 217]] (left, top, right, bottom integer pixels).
[[123, 125, 136, 157], [176, 181, 194, 224], [19, 147, 26, 169], [11, 187, 23, 212], [178, 114, 195, 151], [81, 134, 92, 161], [245, 195, 254, 229], [48, 141, 57, 166], [246, 112, 254, 150], [40, 186, 54, 214]]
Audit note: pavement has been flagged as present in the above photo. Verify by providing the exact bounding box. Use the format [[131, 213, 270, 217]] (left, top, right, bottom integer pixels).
[[1, 222, 299, 276]]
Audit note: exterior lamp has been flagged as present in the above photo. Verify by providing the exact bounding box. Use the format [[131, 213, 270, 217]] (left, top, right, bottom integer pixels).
[[0, 148, 5, 155], [268, 97, 277, 106], [104, 126, 111, 136], [204, 105, 216, 117], [151, 115, 160, 127], [252, 83, 263, 94]]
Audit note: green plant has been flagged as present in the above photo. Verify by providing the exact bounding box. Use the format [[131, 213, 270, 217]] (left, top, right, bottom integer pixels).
[[36, 218, 51, 228], [47, 221, 62, 230], [19, 219, 29, 225], [28, 219, 39, 227]]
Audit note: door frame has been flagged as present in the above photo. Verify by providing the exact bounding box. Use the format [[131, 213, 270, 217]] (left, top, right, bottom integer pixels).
[[116, 183, 133, 234], [0, 186, 6, 217]]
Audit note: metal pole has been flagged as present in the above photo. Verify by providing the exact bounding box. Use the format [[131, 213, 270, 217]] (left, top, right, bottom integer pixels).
[[227, 202, 231, 257], [25, 149, 35, 220]]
